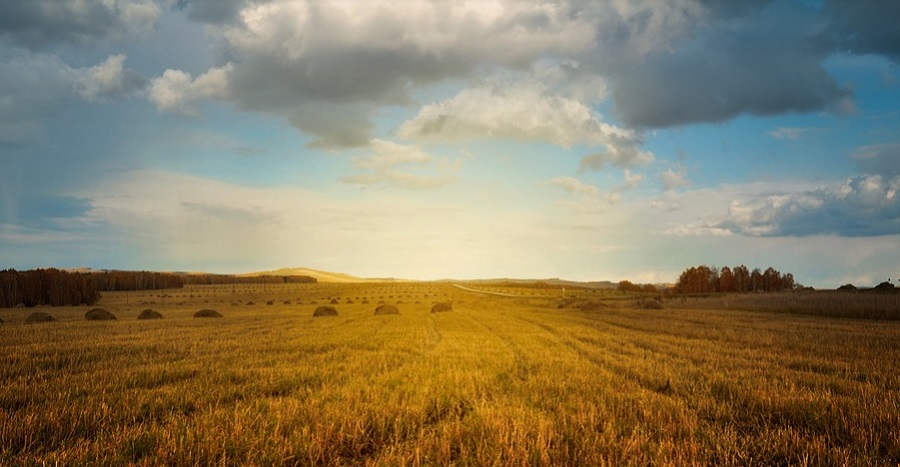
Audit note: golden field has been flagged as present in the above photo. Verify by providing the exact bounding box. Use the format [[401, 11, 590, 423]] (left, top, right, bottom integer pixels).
[[2, 282, 899, 465]]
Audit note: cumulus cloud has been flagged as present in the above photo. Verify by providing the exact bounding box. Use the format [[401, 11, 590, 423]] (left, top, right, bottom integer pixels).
[[399, 81, 625, 147], [75, 54, 146, 100], [138, 0, 900, 149], [598, 1, 851, 128], [339, 139, 460, 190], [661, 167, 690, 191], [399, 79, 653, 171], [0, 0, 160, 49], [148, 65, 232, 115], [718, 175, 900, 237], [147, 0, 594, 147]]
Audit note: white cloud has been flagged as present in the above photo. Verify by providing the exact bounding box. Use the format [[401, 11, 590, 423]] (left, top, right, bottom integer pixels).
[[133, 0, 900, 153], [75, 54, 145, 100], [399, 80, 633, 149], [147, 0, 595, 147], [339, 139, 460, 190], [660, 167, 690, 191], [148, 64, 232, 115], [706, 175, 900, 237], [550, 176, 600, 198]]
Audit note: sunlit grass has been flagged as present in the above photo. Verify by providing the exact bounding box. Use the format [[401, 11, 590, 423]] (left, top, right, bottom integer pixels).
[[2, 283, 899, 465]]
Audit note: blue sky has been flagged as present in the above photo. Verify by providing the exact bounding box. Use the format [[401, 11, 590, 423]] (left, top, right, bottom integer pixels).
[[1, 0, 899, 287]]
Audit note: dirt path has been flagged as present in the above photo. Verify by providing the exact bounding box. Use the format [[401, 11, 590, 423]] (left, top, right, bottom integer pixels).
[[451, 284, 521, 297]]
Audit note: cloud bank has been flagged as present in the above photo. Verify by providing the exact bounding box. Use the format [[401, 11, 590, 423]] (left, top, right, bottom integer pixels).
[[719, 175, 900, 237]]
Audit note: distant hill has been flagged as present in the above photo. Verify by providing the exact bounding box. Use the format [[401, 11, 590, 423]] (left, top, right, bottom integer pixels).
[[456, 278, 618, 290], [61, 266, 626, 288], [240, 267, 394, 283]]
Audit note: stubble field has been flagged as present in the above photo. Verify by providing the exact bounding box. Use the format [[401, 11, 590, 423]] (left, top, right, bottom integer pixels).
[[2, 282, 899, 465]]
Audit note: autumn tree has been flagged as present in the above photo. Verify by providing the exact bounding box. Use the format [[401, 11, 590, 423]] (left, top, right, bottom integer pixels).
[[675, 264, 796, 294]]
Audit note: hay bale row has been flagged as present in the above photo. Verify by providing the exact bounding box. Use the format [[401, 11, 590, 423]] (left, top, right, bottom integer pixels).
[[85, 308, 116, 320], [637, 298, 664, 310], [374, 304, 400, 315], [578, 301, 607, 311], [26, 311, 56, 323], [194, 309, 223, 318], [431, 302, 453, 313], [137, 309, 164, 320], [313, 305, 338, 317]]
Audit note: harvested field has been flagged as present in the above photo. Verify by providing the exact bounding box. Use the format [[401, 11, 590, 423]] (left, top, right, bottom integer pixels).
[[1, 282, 899, 465]]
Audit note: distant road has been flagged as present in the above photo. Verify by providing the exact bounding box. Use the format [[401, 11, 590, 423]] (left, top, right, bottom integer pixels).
[[452, 284, 522, 297]]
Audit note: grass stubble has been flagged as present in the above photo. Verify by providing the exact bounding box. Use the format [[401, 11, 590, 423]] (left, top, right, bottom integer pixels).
[[1, 282, 898, 465]]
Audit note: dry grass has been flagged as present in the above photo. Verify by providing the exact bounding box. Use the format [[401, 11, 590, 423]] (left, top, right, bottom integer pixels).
[[667, 290, 900, 320], [1, 282, 898, 465]]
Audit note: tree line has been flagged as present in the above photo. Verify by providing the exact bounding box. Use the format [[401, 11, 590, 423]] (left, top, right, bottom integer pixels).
[[617, 280, 658, 293], [1, 269, 99, 307], [182, 274, 317, 285], [0, 269, 187, 308], [674, 265, 796, 294], [0, 268, 321, 308]]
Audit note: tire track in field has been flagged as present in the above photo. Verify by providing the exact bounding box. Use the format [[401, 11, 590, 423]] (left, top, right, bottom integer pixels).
[[457, 309, 535, 382], [513, 312, 679, 396]]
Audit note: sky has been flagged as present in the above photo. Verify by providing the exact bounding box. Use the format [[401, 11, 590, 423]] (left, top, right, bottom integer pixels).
[[1, 0, 899, 287]]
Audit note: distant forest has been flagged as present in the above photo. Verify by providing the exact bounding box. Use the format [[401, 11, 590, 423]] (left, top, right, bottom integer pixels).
[[674, 265, 796, 294], [182, 274, 317, 285], [0, 269, 317, 308]]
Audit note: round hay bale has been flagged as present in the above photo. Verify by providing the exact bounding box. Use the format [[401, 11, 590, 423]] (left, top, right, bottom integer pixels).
[[246, 301, 255, 306], [329, 298, 340, 304], [374, 304, 400, 315], [85, 308, 117, 321], [283, 300, 291, 305], [578, 301, 606, 311], [431, 302, 453, 313], [266, 300, 274, 305], [137, 309, 164, 320], [313, 305, 338, 317], [194, 309, 223, 318], [638, 298, 664, 310], [26, 311, 56, 323]]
